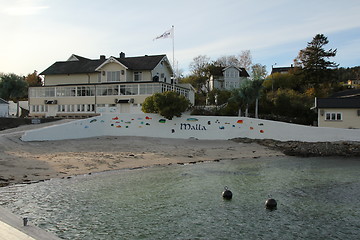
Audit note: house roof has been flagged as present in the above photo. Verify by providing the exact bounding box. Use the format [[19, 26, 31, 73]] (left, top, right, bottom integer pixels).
[[209, 66, 250, 77], [271, 66, 295, 75], [40, 54, 167, 75], [329, 89, 360, 98], [0, 98, 9, 104], [317, 98, 360, 108]]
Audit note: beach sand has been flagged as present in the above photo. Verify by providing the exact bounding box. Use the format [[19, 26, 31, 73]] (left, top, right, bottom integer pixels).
[[0, 120, 284, 186]]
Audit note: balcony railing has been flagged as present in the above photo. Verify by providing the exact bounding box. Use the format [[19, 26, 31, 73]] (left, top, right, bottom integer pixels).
[[29, 82, 189, 99]]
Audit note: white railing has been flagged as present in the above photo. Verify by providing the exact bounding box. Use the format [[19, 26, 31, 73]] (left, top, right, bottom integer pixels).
[[29, 82, 189, 98]]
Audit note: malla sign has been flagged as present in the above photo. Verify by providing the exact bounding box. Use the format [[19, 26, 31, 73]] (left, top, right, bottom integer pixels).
[[179, 123, 207, 131]]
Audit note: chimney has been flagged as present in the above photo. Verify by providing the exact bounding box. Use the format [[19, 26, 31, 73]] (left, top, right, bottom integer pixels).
[[100, 55, 106, 60], [120, 52, 125, 58]]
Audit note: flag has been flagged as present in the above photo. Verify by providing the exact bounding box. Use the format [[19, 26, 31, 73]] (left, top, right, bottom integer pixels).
[[153, 27, 173, 41]]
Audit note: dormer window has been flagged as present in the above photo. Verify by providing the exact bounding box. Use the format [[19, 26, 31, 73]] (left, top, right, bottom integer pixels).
[[134, 72, 142, 81], [107, 71, 120, 82]]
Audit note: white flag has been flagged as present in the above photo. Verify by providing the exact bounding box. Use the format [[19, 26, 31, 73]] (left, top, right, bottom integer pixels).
[[153, 27, 173, 41]]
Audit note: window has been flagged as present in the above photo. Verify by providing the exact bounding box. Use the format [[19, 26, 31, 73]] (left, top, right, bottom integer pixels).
[[67, 105, 75, 112], [77, 86, 95, 96], [75, 104, 95, 112], [32, 105, 48, 112], [107, 71, 120, 82], [134, 72, 142, 81], [56, 87, 76, 96], [97, 85, 118, 96], [325, 112, 342, 121], [45, 88, 55, 97], [58, 105, 66, 112]]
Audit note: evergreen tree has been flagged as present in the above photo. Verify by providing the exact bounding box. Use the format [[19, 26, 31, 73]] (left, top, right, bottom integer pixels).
[[294, 34, 338, 87]]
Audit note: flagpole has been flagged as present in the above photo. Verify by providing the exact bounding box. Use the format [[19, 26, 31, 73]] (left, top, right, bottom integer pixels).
[[172, 25, 175, 84]]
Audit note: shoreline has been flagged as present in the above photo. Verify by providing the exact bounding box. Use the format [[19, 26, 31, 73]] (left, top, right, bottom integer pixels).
[[0, 123, 284, 187]]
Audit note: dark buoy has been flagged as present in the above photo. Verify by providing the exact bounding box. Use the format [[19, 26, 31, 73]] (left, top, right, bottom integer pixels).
[[265, 195, 277, 210], [222, 186, 232, 200]]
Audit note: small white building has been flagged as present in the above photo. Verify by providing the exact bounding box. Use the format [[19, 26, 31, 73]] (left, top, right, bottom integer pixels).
[[8, 101, 29, 117], [0, 98, 9, 117]]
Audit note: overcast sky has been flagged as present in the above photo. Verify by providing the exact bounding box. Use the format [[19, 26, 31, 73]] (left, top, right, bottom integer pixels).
[[1, 0, 360, 76]]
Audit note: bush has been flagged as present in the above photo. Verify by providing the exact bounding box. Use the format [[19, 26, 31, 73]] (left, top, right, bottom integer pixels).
[[142, 91, 191, 120]]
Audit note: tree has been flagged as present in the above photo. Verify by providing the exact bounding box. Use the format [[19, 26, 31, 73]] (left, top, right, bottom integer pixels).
[[215, 50, 253, 72], [294, 34, 338, 87], [230, 79, 264, 117], [238, 50, 252, 71], [263, 72, 304, 92], [25, 70, 42, 87], [189, 55, 210, 77], [142, 91, 191, 120], [0, 73, 28, 116], [215, 55, 240, 68], [186, 55, 211, 93], [251, 63, 267, 80], [0, 73, 28, 100]]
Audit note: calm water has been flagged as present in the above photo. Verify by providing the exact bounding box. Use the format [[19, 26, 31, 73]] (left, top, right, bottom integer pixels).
[[1, 156, 360, 239]]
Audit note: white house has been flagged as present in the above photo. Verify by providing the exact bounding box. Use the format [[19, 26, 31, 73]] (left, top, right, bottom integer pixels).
[[315, 89, 360, 128], [0, 98, 9, 117], [29, 53, 195, 118], [208, 66, 249, 91]]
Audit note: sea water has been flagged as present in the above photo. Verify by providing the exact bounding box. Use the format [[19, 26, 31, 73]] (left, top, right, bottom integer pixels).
[[0, 156, 360, 239]]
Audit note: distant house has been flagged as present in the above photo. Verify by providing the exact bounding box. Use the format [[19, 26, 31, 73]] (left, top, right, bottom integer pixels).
[[207, 66, 249, 91], [0, 98, 9, 117], [344, 79, 360, 89], [270, 65, 296, 75], [29, 52, 195, 118], [315, 89, 360, 128]]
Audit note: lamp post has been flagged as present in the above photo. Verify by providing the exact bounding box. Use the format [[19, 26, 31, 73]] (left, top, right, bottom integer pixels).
[[271, 63, 277, 92]]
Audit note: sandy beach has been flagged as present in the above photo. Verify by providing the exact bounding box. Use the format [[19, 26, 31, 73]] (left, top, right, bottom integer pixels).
[[0, 120, 284, 186]]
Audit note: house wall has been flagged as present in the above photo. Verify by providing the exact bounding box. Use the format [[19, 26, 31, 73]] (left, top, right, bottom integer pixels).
[[223, 67, 243, 89], [318, 108, 360, 128], [126, 70, 152, 82], [21, 113, 360, 142], [210, 67, 248, 91], [151, 59, 173, 84], [28, 82, 193, 117], [0, 104, 9, 117], [99, 62, 127, 83]]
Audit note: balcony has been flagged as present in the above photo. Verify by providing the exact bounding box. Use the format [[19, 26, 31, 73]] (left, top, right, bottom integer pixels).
[[29, 82, 190, 99]]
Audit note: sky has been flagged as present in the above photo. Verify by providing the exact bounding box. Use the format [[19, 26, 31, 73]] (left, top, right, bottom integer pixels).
[[1, 0, 360, 77]]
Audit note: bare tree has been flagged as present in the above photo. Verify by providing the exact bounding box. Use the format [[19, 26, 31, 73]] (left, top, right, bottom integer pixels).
[[215, 55, 239, 67], [189, 55, 210, 77], [215, 50, 252, 71], [238, 50, 252, 71], [251, 63, 267, 80]]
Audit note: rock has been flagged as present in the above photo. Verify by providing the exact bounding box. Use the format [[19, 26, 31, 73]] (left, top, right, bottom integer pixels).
[[232, 138, 360, 157]]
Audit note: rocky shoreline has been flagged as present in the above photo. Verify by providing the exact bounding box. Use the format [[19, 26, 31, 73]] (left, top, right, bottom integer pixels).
[[232, 138, 360, 157]]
